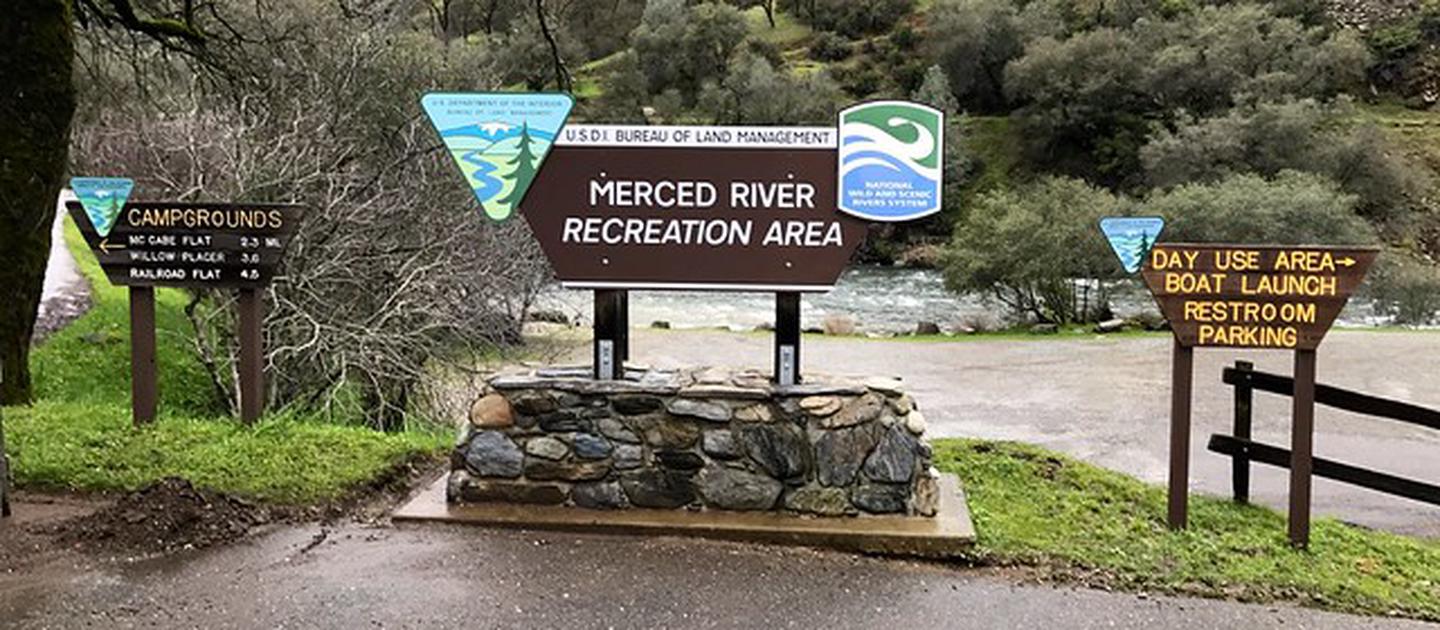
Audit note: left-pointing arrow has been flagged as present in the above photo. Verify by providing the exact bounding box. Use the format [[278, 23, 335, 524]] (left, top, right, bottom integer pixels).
[[99, 238, 125, 254]]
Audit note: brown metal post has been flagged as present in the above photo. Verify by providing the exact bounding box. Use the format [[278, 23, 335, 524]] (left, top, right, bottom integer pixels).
[[129, 287, 158, 426], [1289, 349, 1318, 548], [774, 292, 801, 385], [617, 289, 630, 363], [593, 290, 623, 380], [1233, 360, 1254, 503], [238, 288, 264, 425], [1168, 338, 1194, 530]]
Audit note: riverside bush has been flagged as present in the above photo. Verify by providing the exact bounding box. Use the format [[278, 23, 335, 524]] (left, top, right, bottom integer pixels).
[[941, 177, 1125, 324], [1367, 252, 1440, 325], [1146, 171, 1377, 245]]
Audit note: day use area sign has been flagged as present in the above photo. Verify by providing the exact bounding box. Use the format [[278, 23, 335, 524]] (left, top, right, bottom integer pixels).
[[521, 124, 868, 291], [1141, 244, 1377, 350], [1128, 240, 1378, 549]]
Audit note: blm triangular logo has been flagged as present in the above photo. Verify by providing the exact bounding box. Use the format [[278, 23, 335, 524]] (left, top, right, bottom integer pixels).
[[1100, 216, 1165, 273], [421, 92, 573, 222], [70, 177, 134, 237]]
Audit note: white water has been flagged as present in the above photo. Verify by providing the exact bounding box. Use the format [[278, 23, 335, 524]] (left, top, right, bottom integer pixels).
[[535, 265, 1394, 334]]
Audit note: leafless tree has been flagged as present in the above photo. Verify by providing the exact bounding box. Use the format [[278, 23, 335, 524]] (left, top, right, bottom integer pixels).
[[71, 0, 553, 430]]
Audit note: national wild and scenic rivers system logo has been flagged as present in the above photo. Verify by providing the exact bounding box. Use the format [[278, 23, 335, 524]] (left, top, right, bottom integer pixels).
[[837, 100, 944, 222], [422, 93, 574, 222]]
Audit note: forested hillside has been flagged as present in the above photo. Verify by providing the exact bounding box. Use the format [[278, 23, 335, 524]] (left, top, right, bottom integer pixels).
[[481, 0, 1438, 324]]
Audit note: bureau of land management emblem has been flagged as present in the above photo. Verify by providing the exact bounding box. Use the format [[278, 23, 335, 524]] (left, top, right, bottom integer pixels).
[[422, 92, 574, 222], [836, 100, 944, 222]]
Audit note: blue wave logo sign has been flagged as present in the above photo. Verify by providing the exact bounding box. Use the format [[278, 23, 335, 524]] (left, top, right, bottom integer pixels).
[[422, 92, 574, 222], [70, 176, 134, 237], [1100, 217, 1165, 273], [837, 100, 944, 222]]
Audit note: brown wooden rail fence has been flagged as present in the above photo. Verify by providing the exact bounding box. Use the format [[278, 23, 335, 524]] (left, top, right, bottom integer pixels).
[[1208, 360, 1440, 506]]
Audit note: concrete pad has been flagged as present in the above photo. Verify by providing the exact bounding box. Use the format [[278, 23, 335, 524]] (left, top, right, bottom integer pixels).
[[393, 473, 975, 558]]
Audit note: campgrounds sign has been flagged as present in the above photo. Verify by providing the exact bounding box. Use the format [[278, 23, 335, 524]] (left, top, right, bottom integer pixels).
[[1141, 244, 1377, 350], [523, 124, 868, 291], [68, 200, 304, 289], [66, 178, 305, 427]]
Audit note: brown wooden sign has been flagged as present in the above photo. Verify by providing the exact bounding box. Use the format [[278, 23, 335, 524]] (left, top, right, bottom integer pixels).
[[67, 198, 303, 427], [1141, 244, 1378, 350], [521, 124, 867, 291], [67, 201, 304, 289]]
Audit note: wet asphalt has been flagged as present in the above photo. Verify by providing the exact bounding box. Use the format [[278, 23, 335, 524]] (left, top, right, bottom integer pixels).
[[4, 522, 1430, 629], [580, 328, 1440, 537]]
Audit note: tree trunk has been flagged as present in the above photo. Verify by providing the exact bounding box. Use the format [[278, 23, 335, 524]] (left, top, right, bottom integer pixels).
[[0, 0, 77, 405], [534, 0, 572, 93], [0, 407, 10, 517]]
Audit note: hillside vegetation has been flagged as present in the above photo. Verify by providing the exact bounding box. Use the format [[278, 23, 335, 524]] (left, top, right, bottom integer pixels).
[[501, 0, 1439, 325]]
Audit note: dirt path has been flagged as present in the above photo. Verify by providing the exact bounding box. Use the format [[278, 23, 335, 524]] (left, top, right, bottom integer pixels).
[[34, 197, 89, 341], [567, 328, 1440, 537]]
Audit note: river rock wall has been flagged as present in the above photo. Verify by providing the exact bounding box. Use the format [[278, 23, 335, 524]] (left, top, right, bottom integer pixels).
[[449, 366, 939, 517]]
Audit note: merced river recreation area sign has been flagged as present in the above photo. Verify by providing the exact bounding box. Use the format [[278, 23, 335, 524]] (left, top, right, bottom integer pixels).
[[523, 124, 868, 291]]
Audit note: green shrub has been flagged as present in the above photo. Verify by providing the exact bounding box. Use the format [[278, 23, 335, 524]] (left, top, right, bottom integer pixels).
[[911, 64, 959, 112], [808, 30, 851, 61], [942, 177, 1126, 324], [698, 47, 842, 124], [929, 0, 1024, 114], [1142, 101, 1431, 226], [631, 0, 749, 100], [890, 24, 919, 49], [804, 0, 915, 38], [1367, 251, 1440, 325], [1146, 171, 1377, 245]]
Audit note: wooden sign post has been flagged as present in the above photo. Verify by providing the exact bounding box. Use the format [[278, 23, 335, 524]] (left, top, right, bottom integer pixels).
[[1140, 244, 1377, 546], [68, 201, 305, 426]]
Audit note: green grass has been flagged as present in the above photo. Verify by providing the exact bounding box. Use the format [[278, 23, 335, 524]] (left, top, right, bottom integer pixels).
[[2, 217, 447, 504], [742, 6, 814, 49], [960, 115, 1028, 195], [937, 439, 1440, 620]]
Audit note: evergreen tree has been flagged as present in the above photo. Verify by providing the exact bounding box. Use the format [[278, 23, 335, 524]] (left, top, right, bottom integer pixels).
[[1133, 232, 1153, 271], [911, 64, 959, 113], [495, 122, 538, 216]]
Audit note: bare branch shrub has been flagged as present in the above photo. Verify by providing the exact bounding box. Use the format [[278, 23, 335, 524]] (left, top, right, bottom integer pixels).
[[71, 0, 553, 429]]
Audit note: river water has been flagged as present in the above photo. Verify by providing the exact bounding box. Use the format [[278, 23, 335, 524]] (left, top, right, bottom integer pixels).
[[535, 265, 1391, 334]]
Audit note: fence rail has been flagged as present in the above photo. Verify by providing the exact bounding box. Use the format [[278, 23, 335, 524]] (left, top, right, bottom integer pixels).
[[1210, 361, 1440, 508]]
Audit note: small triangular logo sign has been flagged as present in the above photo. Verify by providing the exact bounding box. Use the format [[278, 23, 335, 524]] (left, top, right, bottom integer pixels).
[[70, 177, 134, 237], [1100, 216, 1165, 273], [422, 92, 574, 222]]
